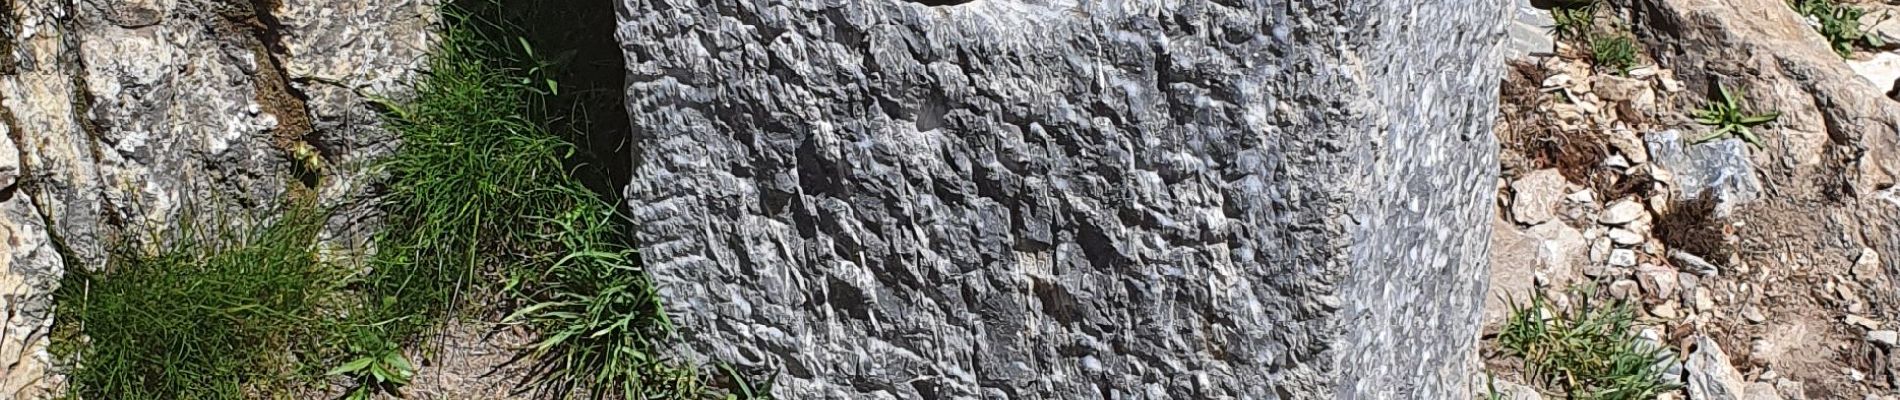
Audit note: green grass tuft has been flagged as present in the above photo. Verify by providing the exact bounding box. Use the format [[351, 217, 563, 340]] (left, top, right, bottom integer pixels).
[[53, 205, 341, 399], [1691, 83, 1779, 147], [1588, 33, 1640, 76], [1551, 2, 1599, 42], [1793, 0, 1885, 58], [1498, 288, 1679, 400], [359, 2, 714, 397]]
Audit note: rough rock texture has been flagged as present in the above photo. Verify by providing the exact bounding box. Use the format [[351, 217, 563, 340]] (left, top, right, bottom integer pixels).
[[618, 0, 1506, 398], [0, 0, 433, 396], [1506, 0, 1556, 60], [1644, 130, 1762, 216], [1634, 0, 1900, 273], [1688, 336, 1748, 400], [1629, 0, 1900, 394], [1512, 168, 1568, 225]]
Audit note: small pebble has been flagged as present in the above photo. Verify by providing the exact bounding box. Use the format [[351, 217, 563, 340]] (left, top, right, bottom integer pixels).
[[1608, 228, 1643, 246], [1847, 314, 1882, 330], [1609, 280, 1640, 300], [1742, 306, 1765, 324], [1652, 302, 1680, 319], [1600, 200, 1645, 225], [1609, 249, 1638, 267]]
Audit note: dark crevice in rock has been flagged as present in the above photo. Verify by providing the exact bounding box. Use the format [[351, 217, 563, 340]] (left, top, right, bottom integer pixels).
[[0, 0, 15, 75], [481, 0, 634, 203], [218, 0, 321, 190], [57, 16, 127, 255]]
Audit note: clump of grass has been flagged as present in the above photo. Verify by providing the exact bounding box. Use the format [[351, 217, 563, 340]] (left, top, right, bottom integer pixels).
[[1498, 288, 1679, 400], [328, 330, 416, 400], [1691, 83, 1779, 146], [1551, 2, 1599, 41], [53, 205, 341, 399], [717, 363, 779, 400], [360, 2, 711, 397], [1547, 1, 1642, 75], [1589, 33, 1640, 76], [1793, 0, 1885, 58]]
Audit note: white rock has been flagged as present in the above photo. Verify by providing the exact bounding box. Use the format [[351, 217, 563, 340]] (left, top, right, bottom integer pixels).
[[1566, 188, 1597, 204], [1610, 280, 1640, 299], [1621, 138, 1651, 165], [1687, 336, 1748, 400], [1625, 213, 1652, 235], [1542, 73, 1572, 89], [1743, 382, 1782, 400], [1853, 248, 1882, 281], [1742, 305, 1765, 324], [1589, 237, 1612, 263], [1583, 264, 1616, 279], [1600, 200, 1645, 225], [1774, 379, 1807, 400], [1694, 289, 1715, 312], [1638, 263, 1680, 300], [1864, 12, 1900, 53], [1605, 154, 1631, 169], [1672, 250, 1721, 277], [1610, 249, 1638, 267], [1652, 302, 1680, 319], [1651, 164, 1677, 188], [1847, 52, 1900, 96], [1511, 169, 1568, 225], [1847, 314, 1882, 330], [1838, 284, 1866, 314], [1662, 75, 1685, 92], [1608, 228, 1643, 246], [1574, 97, 1600, 115], [1869, 330, 1899, 348], [1527, 221, 1588, 280], [1504, 0, 1557, 60]]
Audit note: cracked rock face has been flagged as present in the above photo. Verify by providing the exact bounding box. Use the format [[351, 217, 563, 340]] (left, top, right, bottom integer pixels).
[[0, 0, 433, 396], [618, 0, 1505, 398]]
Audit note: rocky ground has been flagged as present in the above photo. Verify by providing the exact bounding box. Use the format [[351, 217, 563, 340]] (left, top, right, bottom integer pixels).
[[1485, 0, 1900, 399]]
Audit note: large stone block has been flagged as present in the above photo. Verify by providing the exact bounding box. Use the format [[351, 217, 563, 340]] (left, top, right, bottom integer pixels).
[[618, 0, 1505, 398]]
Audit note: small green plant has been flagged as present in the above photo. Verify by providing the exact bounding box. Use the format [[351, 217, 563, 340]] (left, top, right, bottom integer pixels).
[[1498, 288, 1679, 400], [1551, 2, 1599, 41], [328, 331, 417, 400], [1589, 33, 1640, 75], [1691, 83, 1779, 146], [53, 206, 340, 399], [718, 364, 779, 400], [1794, 0, 1885, 58], [1482, 372, 1507, 400], [363, 2, 709, 397]]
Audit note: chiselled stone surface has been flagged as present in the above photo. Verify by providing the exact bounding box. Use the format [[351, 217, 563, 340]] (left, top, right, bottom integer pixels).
[[618, 0, 1505, 398], [0, 0, 433, 396]]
